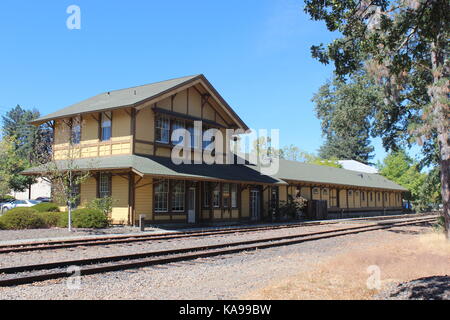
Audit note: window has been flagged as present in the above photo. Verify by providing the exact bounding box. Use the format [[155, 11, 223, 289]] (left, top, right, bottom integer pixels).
[[370, 192, 373, 202], [222, 184, 230, 208], [203, 128, 216, 150], [71, 118, 81, 145], [377, 192, 381, 201], [384, 193, 388, 201], [171, 120, 185, 146], [154, 180, 169, 212], [171, 181, 185, 212], [361, 192, 366, 201], [322, 189, 328, 196], [313, 188, 319, 195], [156, 116, 170, 144], [203, 182, 211, 208], [348, 190, 353, 196], [231, 184, 238, 208], [101, 112, 112, 141], [213, 184, 220, 208], [187, 125, 200, 149], [99, 173, 111, 198]]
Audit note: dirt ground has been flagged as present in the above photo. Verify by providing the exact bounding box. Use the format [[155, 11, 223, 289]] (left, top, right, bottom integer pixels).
[[244, 230, 450, 300]]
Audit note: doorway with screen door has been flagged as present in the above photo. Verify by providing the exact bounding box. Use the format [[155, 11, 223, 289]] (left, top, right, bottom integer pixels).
[[250, 189, 261, 221], [188, 187, 196, 224]]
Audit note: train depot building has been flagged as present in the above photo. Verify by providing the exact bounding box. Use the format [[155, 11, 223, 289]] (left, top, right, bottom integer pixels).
[[25, 75, 407, 225]]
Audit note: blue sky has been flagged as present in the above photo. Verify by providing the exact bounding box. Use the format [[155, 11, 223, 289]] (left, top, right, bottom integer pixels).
[[0, 0, 404, 164]]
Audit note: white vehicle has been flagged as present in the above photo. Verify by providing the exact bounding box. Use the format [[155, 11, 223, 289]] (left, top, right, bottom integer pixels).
[[0, 200, 40, 215]]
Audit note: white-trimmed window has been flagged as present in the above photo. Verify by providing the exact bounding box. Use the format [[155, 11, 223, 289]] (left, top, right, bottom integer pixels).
[[101, 112, 112, 141], [171, 181, 185, 212], [187, 125, 199, 149], [99, 173, 111, 198], [231, 184, 238, 208], [213, 184, 220, 208], [222, 184, 230, 208], [71, 117, 81, 145], [154, 180, 169, 212], [171, 120, 185, 146], [156, 116, 170, 144]]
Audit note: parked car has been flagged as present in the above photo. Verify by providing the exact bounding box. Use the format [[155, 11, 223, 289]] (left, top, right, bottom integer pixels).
[[35, 197, 52, 203], [0, 200, 41, 214]]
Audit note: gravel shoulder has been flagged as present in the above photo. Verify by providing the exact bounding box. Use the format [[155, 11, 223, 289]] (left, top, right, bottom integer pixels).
[[0, 223, 442, 300]]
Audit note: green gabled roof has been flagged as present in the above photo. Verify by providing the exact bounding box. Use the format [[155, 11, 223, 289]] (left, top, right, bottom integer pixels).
[[23, 155, 285, 185], [31, 74, 249, 130], [32, 75, 200, 124], [271, 159, 407, 191]]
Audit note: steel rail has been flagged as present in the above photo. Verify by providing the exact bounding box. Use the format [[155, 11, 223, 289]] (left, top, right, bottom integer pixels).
[[0, 213, 432, 254], [0, 217, 435, 287]]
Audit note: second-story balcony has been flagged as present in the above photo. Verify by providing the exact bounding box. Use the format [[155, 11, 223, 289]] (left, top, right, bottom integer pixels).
[[53, 135, 133, 160]]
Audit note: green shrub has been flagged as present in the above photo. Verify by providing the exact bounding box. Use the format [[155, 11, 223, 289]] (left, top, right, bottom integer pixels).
[[32, 202, 60, 213], [86, 197, 115, 215], [433, 216, 446, 232], [0, 208, 45, 230], [36, 212, 62, 228], [58, 209, 109, 229]]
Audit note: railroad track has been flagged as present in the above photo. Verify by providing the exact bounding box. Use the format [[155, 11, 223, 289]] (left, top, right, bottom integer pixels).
[[0, 213, 433, 254], [0, 216, 435, 287]]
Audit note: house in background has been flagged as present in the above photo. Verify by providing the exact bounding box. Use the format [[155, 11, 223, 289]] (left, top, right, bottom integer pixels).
[[9, 178, 51, 201], [337, 160, 379, 174], [24, 75, 407, 225]]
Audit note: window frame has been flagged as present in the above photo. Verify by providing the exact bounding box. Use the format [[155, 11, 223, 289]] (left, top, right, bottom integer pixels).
[[171, 181, 186, 212], [101, 111, 112, 142], [99, 173, 112, 198], [212, 183, 221, 208], [71, 117, 81, 145], [154, 180, 169, 213], [155, 116, 170, 144], [231, 184, 238, 208]]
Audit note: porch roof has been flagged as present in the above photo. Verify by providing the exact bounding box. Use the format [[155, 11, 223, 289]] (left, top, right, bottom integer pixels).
[[272, 159, 407, 191], [23, 155, 285, 185]]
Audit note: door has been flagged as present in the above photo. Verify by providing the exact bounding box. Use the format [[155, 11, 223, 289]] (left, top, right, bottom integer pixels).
[[188, 187, 196, 224], [250, 190, 260, 221]]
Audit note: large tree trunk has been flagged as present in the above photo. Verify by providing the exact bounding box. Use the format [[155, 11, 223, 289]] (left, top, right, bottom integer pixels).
[[438, 129, 450, 239], [431, 39, 450, 239]]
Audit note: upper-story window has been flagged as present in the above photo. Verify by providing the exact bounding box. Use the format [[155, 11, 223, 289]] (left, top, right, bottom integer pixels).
[[71, 117, 81, 145], [101, 112, 112, 141], [187, 125, 200, 149], [171, 120, 185, 146], [156, 116, 170, 144], [203, 128, 216, 151]]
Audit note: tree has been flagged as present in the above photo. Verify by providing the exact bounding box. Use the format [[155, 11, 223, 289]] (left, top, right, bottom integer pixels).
[[0, 137, 35, 193], [303, 0, 450, 238], [1, 105, 52, 165], [40, 121, 93, 232], [313, 73, 380, 164], [378, 150, 426, 205], [279, 145, 303, 161]]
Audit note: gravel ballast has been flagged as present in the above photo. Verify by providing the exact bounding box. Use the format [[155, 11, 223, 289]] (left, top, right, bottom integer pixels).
[[0, 224, 434, 300]]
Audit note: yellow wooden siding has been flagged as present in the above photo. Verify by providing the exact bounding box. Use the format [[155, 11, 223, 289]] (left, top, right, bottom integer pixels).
[[135, 105, 154, 142], [134, 177, 153, 222], [53, 110, 132, 160], [80, 177, 97, 206], [110, 175, 129, 224]]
